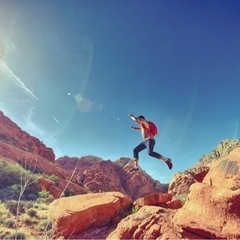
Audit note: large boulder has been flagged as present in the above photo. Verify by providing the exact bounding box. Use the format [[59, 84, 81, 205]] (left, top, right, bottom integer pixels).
[[173, 147, 240, 239], [49, 191, 132, 238]]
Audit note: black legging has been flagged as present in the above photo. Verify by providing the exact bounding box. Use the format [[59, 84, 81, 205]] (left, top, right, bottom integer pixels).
[[133, 138, 162, 160]]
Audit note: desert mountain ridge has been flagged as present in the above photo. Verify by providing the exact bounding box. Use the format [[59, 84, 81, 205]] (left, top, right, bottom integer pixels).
[[0, 110, 240, 239]]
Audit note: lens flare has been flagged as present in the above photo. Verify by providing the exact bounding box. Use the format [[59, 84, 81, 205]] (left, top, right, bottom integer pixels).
[[77, 97, 92, 112]]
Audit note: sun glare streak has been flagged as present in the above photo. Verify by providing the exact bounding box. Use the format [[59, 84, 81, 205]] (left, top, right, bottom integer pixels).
[[0, 35, 15, 60], [0, 61, 39, 100], [53, 115, 61, 126]]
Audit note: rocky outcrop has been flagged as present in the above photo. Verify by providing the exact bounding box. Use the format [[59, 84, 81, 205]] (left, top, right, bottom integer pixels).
[[174, 147, 240, 239], [58, 156, 165, 200], [118, 159, 166, 200], [169, 139, 240, 195], [49, 191, 132, 238], [80, 160, 127, 194], [57, 155, 102, 172], [107, 206, 180, 240]]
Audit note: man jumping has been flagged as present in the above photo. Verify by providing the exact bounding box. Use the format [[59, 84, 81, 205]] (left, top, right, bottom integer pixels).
[[129, 114, 172, 171]]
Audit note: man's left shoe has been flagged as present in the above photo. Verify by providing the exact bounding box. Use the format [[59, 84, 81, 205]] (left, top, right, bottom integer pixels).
[[165, 158, 173, 170]]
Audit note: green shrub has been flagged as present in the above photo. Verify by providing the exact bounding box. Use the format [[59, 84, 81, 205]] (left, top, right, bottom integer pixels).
[[0, 160, 39, 201], [47, 175, 59, 186], [38, 190, 51, 199], [131, 205, 140, 214], [175, 193, 188, 205], [0, 161, 21, 188]]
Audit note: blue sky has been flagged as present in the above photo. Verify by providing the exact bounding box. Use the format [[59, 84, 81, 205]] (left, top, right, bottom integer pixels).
[[1, 0, 240, 183]]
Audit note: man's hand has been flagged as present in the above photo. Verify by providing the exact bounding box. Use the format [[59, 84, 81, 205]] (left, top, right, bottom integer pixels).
[[131, 126, 140, 130], [129, 114, 136, 121]]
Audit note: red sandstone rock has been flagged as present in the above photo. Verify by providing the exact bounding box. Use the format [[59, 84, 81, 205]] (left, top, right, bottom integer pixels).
[[166, 199, 182, 209], [134, 192, 172, 207], [0, 111, 55, 162], [37, 177, 63, 198], [107, 206, 180, 239], [169, 139, 240, 195], [174, 147, 240, 239], [49, 191, 132, 238], [58, 155, 166, 201]]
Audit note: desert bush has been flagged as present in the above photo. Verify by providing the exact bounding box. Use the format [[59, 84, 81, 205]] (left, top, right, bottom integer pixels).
[[35, 202, 48, 210], [3, 231, 26, 240], [38, 219, 52, 231], [0, 201, 9, 224], [27, 208, 38, 218], [5, 201, 25, 215], [20, 214, 37, 225], [64, 189, 76, 197], [24, 202, 34, 209], [4, 218, 16, 228]]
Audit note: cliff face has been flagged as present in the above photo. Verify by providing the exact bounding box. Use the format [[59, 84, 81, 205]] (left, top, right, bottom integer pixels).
[[0, 111, 55, 162]]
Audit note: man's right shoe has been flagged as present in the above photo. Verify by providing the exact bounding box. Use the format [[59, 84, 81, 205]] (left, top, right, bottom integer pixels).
[[165, 158, 173, 170]]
